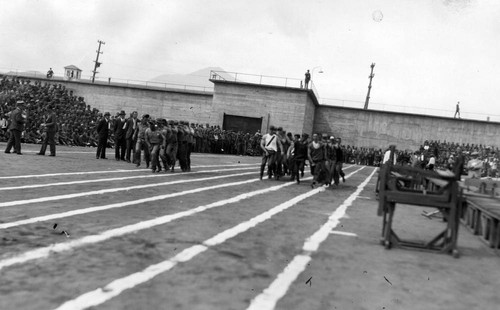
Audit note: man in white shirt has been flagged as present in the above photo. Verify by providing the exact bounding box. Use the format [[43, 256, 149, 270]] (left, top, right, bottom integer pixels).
[[260, 126, 283, 180], [382, 145, 397, 165]]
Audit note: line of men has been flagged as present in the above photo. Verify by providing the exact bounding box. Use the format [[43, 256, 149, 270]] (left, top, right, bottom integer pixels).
[[95, 111, 196, 173], [259, 126, 346, 187]]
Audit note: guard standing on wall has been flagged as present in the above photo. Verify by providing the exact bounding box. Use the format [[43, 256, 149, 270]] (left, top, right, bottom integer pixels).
[[304, 70, 311, 89]]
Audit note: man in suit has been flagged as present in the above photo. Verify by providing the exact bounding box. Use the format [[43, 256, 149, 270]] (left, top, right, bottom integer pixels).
[[113, 110, 127, 161], [125, 111, 138, 163], [96, 112, 110, 159], [4, 100, 26, 155], [37, 105, 57, 156]]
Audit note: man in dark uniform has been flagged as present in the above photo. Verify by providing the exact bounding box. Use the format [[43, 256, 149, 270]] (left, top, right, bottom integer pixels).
[[159, 119, 170, 172], [187, 122, 195, 172], [134, 114, 150, 167], [304, 70, 311, 89], [166, 120, 178, 172], [37, 105, 57, 156], [96, 112, 110, 159], [291, 134, 309, 184], [145, 120, 164, 173], [125, 111, 138, 163], [177, 121, 188, 172], [308, 133, 327, 188], [113, 110, 127, 161], [4, 100, 26, 155]]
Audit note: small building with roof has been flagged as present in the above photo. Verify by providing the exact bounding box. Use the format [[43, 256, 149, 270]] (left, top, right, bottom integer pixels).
[[64, 65, 82, 80]]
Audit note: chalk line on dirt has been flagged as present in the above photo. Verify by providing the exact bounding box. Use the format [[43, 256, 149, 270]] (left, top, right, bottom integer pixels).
[[246, 167, 377, 310], [0, 167, 258, 191], [52, 167, 365, 310], [0, 176, 265, 230], [0, 163, 259, 180], [0, 171, 257, 208], [53, 181, 324, 310], [0, 178, 313, 271]]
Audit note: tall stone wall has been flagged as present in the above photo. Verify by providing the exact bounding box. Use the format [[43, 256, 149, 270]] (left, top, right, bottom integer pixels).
[[64, 82, 213, 124], [314, 106, 500, 150], [211, 81, 315, 134]]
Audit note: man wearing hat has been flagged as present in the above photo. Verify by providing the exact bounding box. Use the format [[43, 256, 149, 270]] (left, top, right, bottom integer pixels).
[[290, 133, 308, 184], [4, 100, 26, 155], [145, 119, 164, 173], [165, 120, 178, 171], [125, 111, 138, 163], [260, 125, 283, 180], [134, 114, 150, 167], [96, 112, 111, 159], [177, 121, 189, 172], [113, 110, 127, 161], [37, 105, 57, 156]]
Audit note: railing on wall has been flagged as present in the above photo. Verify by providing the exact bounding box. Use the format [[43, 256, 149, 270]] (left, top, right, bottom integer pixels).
[[209, 70, 320, 99], [0, 68, 214, 93], [321, 98, 500, 123]]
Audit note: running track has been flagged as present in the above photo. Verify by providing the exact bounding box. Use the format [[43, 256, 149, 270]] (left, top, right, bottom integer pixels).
[[1, 144, 499, 310]]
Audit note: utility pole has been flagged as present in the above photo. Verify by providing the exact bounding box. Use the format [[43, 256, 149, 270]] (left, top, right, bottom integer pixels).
[[363, 63, 375, 110], [91, 40, 105, 83]]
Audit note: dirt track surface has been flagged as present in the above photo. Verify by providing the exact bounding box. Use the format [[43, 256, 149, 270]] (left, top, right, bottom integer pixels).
[[1, 142, 499, 310]]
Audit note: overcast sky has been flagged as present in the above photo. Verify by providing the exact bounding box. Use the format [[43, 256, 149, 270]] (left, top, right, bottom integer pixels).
[[1, 0, 498, 120]]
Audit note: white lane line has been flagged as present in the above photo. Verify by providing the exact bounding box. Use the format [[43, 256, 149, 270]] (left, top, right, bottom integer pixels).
[[246, 167, 377, 310], [0, 178, 313, 271], [0, 166, 360, 227], [0, 177, 263, 230], [52, 180, 331, 310], [51, 167, 365, 310], [0, 163, 260, 180], [0, 171, 256, 208], [329, 231, 357, 237], [0, 167, 257, 191]]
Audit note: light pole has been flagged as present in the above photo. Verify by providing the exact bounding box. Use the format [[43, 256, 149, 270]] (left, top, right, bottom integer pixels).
[[311, 66, 324, 80]]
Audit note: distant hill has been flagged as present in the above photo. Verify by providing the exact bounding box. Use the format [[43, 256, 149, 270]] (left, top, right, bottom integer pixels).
[[5, 70, 45, 78], [150, 67, 236, 89]]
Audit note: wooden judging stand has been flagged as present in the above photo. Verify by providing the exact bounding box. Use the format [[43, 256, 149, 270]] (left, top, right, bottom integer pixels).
[[377, 152, 462, 258]]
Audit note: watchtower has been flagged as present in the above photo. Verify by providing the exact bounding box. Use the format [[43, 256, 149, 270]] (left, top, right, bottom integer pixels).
[[64, 65, 82, 80]]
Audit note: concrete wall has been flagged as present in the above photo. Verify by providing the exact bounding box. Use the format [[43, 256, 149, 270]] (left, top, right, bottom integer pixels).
[[211, 80, 313, 134], [314, 106, 500, 150], [6, 74, 500, 149], [64, 81, 213, 123], [302, 93, 317, 135]]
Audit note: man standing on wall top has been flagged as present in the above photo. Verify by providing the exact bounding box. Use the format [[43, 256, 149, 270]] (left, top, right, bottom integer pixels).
[[454, 101, 460, 119], [304, 70, 311, 89]]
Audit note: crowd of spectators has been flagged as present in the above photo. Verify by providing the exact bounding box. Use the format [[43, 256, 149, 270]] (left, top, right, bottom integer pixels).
[[0, 76, 100, 147], [0, 76, 266, 156], [1, 75, 498, 179], [322, 140, 498, 178]]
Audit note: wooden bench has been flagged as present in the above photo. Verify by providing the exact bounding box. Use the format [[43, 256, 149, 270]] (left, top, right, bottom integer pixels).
[[378, 163, 462, 258], [461, 191, 500, 251], [463, 178, 500, 198]]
